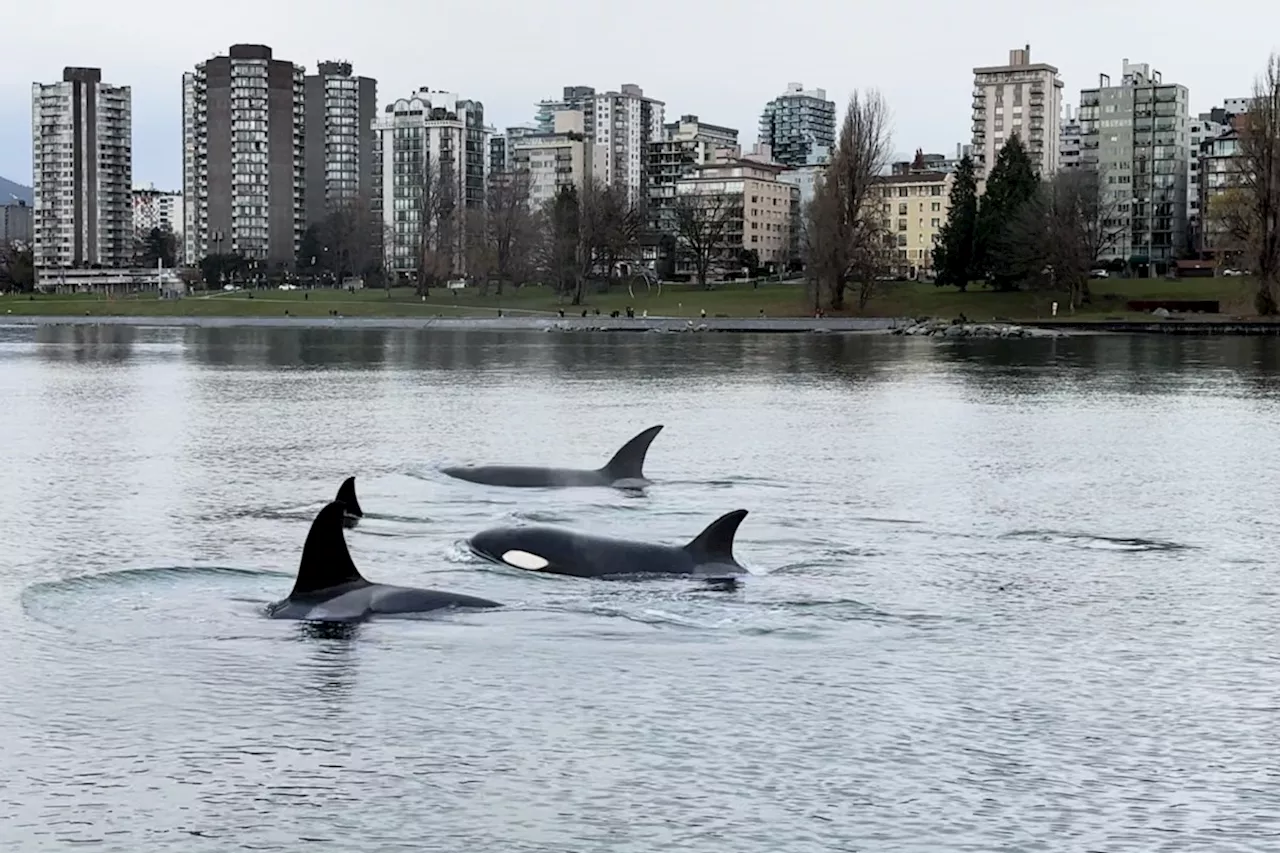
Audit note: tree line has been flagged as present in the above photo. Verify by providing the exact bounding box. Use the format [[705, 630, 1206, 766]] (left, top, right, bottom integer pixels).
[[931, 137, 1122, 311]]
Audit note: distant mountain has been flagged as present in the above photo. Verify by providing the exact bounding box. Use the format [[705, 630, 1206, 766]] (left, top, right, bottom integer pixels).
[[0, 176, 32, 205]]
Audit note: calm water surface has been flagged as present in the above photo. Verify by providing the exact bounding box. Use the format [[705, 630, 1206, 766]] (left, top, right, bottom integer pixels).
[[2, 325, 1280, 851]]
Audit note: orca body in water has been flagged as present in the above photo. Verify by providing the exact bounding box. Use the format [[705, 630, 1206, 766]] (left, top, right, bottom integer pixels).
[[267, 501, 501, 622], [468, 509, 750, 581], [441, 425, 664, 489], [335, 476, 363, 528]]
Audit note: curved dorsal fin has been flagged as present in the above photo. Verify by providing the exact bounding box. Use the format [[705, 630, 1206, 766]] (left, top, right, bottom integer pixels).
[[291, 501, 366, 597], [683, 510, 748, 566], [600, 425, 664, 480], [334, 476, 363, 517]]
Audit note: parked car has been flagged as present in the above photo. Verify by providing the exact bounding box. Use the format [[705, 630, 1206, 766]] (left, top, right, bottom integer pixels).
[[1222, 268, 1244, 277], [1089, 269, 1109, 279]]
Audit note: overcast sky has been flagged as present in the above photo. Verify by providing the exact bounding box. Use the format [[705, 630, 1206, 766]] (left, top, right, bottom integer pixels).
[[0, 0, 1273, 190]]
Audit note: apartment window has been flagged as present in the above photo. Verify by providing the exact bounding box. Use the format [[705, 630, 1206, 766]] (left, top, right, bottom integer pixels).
[[897, 219, 907, 232], [898, 203, 907, 215], [931, 218, 940, 228], [931, 202, 941, 212], [931, 186, 942, 196]]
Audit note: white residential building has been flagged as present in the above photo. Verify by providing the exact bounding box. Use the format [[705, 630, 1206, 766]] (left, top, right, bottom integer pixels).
[[373, 89, 488, 278], [132, 184, 182, 237], [31, 67, 133, 270], [182, 44, 306, 267], [536, 84, 664, 207], [971, 45, 1063, 183]]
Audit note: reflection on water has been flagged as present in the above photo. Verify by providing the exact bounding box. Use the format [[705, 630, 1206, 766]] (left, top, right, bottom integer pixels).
[[2, 324, 1280, 851]]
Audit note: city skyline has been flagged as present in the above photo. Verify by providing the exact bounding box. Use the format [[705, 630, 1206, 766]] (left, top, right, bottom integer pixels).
[[3, 0, 1276, 190]]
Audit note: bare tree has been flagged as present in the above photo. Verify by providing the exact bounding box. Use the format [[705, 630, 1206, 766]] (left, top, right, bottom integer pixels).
[[804, 90, 893, 312], [1236, 54, 1280, 314], [320, 195, 383, 286], [1203, 187, 1252, 269], [593, 183, 642, 289], [463, 207, 497, 291], [486, 171, 538, 295], [1001, 168, 1124, 310], [672, 190, 735, 289], [412, 157, 459, 295]]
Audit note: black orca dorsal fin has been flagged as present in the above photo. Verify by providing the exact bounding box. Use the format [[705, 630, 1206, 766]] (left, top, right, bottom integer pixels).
[[291, 501, 366, 597], [683, 510, 748, 566], [335, 476, 363, 517], [600, 425, 664, 481]]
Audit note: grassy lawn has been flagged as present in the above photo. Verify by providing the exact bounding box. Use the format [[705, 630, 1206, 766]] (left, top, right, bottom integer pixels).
[[0, 276, 1264, 321], [0, 282, 809, 320], [864, 276, 1262, 322]]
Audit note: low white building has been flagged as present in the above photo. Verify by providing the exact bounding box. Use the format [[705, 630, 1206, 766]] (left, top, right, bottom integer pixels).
[[36, 265, 185, 294]]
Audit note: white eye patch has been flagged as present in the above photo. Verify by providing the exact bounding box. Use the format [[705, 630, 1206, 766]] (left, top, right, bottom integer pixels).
[[502, 550, 550, 571]]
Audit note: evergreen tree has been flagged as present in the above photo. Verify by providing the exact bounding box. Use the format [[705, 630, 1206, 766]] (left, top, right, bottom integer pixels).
[[139, 227, 177, 268], [932, 155, 978, 290], [974, 136, 1040, 290]]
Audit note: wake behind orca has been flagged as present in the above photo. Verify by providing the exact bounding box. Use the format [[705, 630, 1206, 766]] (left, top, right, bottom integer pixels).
[[467, 509, 751, 581], [441, 425, 664, 489], [267, 500, 501, 622]]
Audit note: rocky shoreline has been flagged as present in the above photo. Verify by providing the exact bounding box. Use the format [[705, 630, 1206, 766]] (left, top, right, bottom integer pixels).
[[893, 319, 1063, 339]]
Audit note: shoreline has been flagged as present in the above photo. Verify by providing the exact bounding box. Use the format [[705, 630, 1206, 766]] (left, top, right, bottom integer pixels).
[[0, 314, 911, 333], [4, 313, 1280, 336]]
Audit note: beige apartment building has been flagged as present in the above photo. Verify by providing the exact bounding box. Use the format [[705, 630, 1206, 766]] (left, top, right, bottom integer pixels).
[[972, 45, 1063, 184], [874, 170, 953, 279], [510, 109, 592, 209], [674, 158, 799, 274]]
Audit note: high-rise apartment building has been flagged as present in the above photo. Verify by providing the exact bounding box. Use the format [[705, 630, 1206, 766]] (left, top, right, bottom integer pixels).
[[1059, 104, 1082, 170], [132, 184, 182, 241], [1078, 60, 1190, 271], [182, 44, 305, 267], [303, 61, 377, 225], [758, 83, 836, 169], [971, 46, 1063, 182], [373, 89, 487, 278], [489, 125, 539, 176], [1187, 114, 1227, 241], [31, 67, 133, 270], [509, 110, 593, 210], [1, 201, 32, 245], [535, 84, 665, 207], [674, 158, 800, 274], [647, 115, 740, 232]]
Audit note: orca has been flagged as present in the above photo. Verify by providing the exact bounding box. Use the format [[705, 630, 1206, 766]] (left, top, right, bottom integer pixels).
[[267, 500, 501, 622], [467, 509, 751, 581], [441, 425, 664, 489], [335, 476, 363, 528]]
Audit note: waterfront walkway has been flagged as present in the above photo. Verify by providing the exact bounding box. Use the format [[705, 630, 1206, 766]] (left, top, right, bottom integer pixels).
[[0, 315, 909, 333]]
